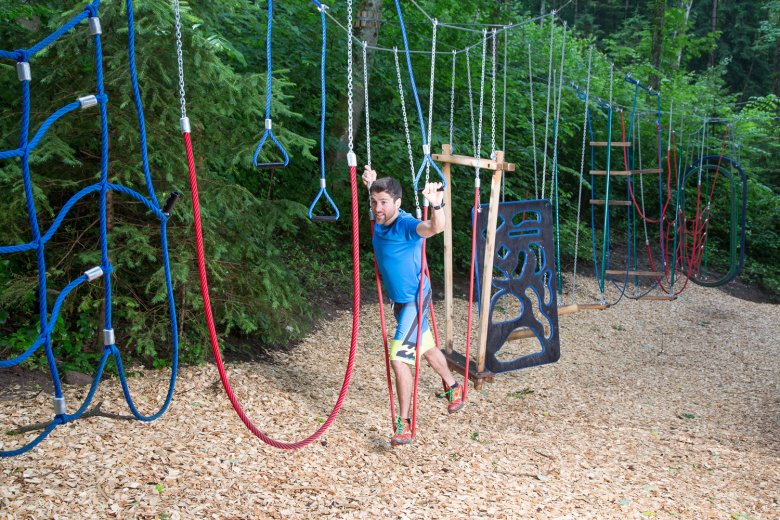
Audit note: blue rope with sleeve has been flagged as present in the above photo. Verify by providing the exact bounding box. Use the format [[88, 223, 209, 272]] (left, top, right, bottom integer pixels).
[[1, 0, 179, 457], [392, 0, 446, 191], [307, 3, 339, 221], [252, 0, 290, 168]]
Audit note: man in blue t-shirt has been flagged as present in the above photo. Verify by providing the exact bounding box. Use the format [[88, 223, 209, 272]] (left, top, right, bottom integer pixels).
[[362, 166, 464, 447]]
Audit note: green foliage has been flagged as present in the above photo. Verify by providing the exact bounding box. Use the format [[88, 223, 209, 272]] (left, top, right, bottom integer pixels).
[[1, 0, 778, 374]]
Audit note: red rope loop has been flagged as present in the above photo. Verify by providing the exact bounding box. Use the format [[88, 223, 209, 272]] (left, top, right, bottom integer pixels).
[[184, 132, 360, 450]]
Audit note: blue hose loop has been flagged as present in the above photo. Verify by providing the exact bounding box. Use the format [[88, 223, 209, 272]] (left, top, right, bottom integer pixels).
[[0, 422, 60, 458], [306, 2, 339, 222], [392, 0, 447, 192], [253, 0, 289, 168]]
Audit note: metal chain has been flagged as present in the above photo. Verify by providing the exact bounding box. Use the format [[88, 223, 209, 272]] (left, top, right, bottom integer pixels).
[[490, 28, 497, 159], [475, 29, 487, 181], [637, 107, 651, 249], [540, 16, 555, 199], [425, 19, 438, 184], [172, 0, 187, 119], [362, 41, 372, 168], [465, 49, 477, 157], [501, 27, 507, 156], [394, 48, 421, 211], [571, 46, 593, 305], [528, 42, 539, 198], [501, 27, 508, 202], [346, 0, 354, 152], [449, 50, 456, 150], [550, 21, 567, 199]]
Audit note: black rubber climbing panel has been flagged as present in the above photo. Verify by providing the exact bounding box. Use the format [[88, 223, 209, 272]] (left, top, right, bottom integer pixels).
[[476, 199, 560, 373]]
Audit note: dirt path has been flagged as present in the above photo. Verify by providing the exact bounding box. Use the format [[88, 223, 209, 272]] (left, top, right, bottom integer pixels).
[[1, 277, 778, 519]]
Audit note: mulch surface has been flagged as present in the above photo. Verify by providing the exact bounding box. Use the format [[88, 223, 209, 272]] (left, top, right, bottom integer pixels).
[[1, 276, 778, 519]]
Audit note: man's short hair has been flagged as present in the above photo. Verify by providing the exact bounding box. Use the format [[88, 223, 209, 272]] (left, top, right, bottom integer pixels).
[[370, 176, 403, 201]]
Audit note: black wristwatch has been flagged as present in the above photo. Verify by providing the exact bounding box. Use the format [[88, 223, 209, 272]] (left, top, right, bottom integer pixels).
[[431, 202, 446, 210]]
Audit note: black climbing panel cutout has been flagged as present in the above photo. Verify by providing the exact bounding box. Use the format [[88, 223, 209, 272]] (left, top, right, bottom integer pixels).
[[476, 200, 560, 373]]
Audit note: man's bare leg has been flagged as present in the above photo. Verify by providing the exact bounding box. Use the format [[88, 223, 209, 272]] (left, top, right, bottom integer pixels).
[[391, 360, 413, 419], [423, 348, 457, 388]]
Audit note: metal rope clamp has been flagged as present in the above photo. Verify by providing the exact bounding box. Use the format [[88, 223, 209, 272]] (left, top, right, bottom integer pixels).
[[53, 397, 67, 416], [16, 62, 31, 82]]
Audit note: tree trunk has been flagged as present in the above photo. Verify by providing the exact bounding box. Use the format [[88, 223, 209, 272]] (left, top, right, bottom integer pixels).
[[709, 0, 718, 67], [675, 1, 694, 68], [333, 0, 383, 169], [649, 0, 667, 90]]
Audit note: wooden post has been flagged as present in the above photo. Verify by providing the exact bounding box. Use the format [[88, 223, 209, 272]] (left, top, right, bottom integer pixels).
[[442, 144, 454, 355], [475, 151, 505, 374]]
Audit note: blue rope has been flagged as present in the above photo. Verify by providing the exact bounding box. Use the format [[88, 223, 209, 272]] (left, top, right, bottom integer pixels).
[[392, 0, 446, 191], [307, 4, 339, 221], [1, 0, 179, 457], [252, 0, 290, 168]]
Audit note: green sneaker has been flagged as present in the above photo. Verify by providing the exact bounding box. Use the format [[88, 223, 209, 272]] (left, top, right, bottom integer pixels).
[[390, 416, 412, 446], [444, 384, 465, 414]]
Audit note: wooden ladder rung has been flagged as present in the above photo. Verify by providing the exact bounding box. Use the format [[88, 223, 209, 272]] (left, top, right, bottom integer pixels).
[[507, 328, 537, 341], [638, 295, 677, 301], [631, 168, 662, 174], [605, 270, 659, 277], [577, 303, 610, 311], [557, 304, 580, 316], [590, 170, 633, 176], [590, 199, 632, 206], [590, 141, 631, 147]]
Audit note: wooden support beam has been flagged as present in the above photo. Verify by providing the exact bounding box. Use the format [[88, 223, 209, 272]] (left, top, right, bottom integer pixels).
[[431, 153, 516, 172], [442, 145, 455, 355], [590, 141, 631, 147], [605, 269, 659, 277], [475, 151, 505, 375], [590, 199, 632, 206]]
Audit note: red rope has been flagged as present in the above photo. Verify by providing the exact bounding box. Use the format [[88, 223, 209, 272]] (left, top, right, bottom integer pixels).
[[369, 222, 396, 430], [184, 131, 360, 449], [410, 205, 428, 437], [462, 186, 480, 402]]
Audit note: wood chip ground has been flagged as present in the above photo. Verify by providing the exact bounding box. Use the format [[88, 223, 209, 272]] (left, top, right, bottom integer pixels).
[[1, 276, 778, 519]]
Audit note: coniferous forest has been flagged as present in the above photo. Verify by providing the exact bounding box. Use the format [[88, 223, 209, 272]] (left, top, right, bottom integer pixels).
[[1, 0, 778, 371]]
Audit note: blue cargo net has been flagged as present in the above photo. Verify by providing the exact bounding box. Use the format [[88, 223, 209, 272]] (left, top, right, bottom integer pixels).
[[0, 0, 179, 457]]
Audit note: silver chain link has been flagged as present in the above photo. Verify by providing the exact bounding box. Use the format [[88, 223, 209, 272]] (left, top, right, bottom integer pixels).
[[540, 16, 555, 200], [490, 28, 497, 159], [501, 28, 508, 201], [475, 29, 487, 181], [425, 20, 438, 184], [528, 42, 539, 198], [550, 22, 566, 199], [465, 49, 477, 156], [346, 0, 354, 152], [172, 0, 187, 119], [449, 50, 456, 151], [394, 48, 421, 211], [362, 41, 372, 168], [571, 46, 593, 305]]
